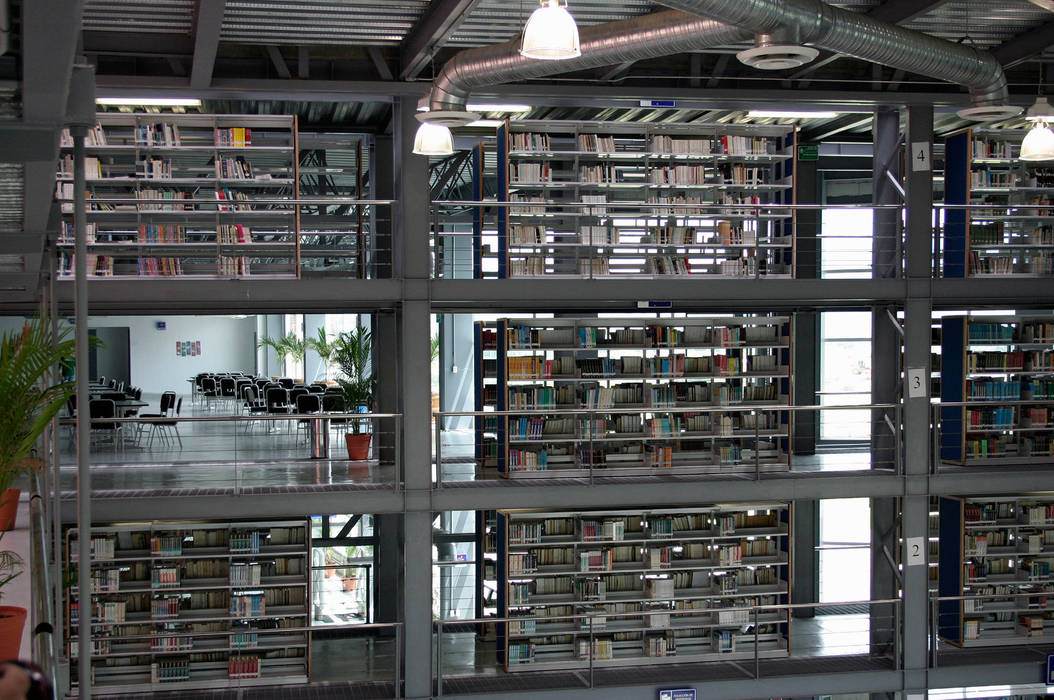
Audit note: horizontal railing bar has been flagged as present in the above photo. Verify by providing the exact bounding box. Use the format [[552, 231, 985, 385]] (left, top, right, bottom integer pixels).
[[437, 404, 894, 418], [433, 200, 902, 210], [65, 412, 399, 425]]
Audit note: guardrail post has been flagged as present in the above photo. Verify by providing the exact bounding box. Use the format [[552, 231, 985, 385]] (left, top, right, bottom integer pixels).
[[434, 413, 442, 487], [753, 605, 760, 678], [395, 623, 403, 698], [436, 619, 443, 697]]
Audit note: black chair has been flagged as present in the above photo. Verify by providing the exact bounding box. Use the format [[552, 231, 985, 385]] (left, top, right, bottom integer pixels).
[[152, 397, 183, 448], [265, 387, 290, 431], [324, 385, 343, 394], [243, 385, 268, 432], [289, 386, 309, 406], [136, 391, 175, 446], [278, 377, 295, 390], [98, 375, 106, 386], [88, 399, 123, 449], [321, 393, 348, 435], [295, 393, 322, 443], [200, 377, 220, 410], [220, 377, 238, 411], [308, 383, 327, 393]]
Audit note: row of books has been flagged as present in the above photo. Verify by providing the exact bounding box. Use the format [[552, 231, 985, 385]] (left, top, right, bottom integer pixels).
[[970, 253, 1054, 276]]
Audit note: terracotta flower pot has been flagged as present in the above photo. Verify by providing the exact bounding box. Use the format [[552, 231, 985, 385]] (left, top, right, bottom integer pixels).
[[345, 433, 372, 460], [0, 488, 20, 531], [0, 606, 27, 660]]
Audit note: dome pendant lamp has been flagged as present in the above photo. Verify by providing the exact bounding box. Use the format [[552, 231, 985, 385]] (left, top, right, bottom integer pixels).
[[1021, 67, 1054, 162], [412, 121, 454, 156], [520, 0, 582, 61]]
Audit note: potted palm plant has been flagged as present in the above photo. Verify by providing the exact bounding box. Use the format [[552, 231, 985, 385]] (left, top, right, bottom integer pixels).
[[0, 318, 81, 659], [333, 328, 374, 460]]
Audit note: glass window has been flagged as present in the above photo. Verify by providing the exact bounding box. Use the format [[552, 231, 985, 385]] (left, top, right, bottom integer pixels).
[[820, 311, 872, 441], [819, 498, 871, 603], [821, 208, 873, 279]]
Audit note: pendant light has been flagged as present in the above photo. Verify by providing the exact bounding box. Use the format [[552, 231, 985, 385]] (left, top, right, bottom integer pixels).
[[412, 121, 454, 156], [520, 0, 581, 61], [1021, 67, 1054, 162]]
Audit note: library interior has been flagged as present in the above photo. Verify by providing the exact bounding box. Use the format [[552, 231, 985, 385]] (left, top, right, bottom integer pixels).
[[4, 1, 1054, 699]]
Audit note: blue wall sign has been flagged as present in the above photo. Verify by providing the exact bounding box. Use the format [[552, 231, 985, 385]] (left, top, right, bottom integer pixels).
[[1047, 654, 1054, 685]]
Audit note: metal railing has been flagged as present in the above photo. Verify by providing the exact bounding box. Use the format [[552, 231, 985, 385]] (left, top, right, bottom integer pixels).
[[55, 197, 394, 280], [931, 400, 1054, 473], [430, 200, 904, 281], [928, 590, 1053, 668], [434, 403, 899, 485], [932, 202, 1054, 278], [59, 412, 403, 492], [29, 469, 58, 694], [68, 621, 402, 696], [434, 598, 900, 695]]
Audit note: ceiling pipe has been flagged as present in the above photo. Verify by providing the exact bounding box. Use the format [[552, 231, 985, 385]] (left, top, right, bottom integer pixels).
[[427, 10, 751, 123], [653, 0, 1019, 120]]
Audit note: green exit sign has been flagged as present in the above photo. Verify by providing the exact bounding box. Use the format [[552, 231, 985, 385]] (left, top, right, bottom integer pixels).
[[797, 145, 819, 161]]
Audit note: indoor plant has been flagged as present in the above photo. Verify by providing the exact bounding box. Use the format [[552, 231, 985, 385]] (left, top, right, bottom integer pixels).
[[307, 327, 337, 381], [0, 318, 82, 659], [333, 327, 374, 460], [258, 332, 308, 380]]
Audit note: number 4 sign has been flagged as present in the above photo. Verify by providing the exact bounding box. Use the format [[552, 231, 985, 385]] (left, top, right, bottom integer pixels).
[[911, 141, 931, 172]]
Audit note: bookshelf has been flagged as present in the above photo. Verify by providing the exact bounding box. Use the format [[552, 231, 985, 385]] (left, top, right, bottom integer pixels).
[[497, 504, 792, 670], [55, 113, 308, 280], [943, 128, 1054, 278], [64, 519, 309, 692], [939, 496, 1054, 647], [486, 119, 796, 279], [940, 315, 1054, 465], [476, 316, 793, 478]]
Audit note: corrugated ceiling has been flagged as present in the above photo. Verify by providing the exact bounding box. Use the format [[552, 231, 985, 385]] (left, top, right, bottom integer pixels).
[[221, 0, 430, 46], [83, 0, 195, 35]]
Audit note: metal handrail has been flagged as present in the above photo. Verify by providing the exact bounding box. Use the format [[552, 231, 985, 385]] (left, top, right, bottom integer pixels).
[[29, 470, 57, 694], [436, 403, 895, 418], [64, 411, 400, 425], [433, 200, 904, 210]]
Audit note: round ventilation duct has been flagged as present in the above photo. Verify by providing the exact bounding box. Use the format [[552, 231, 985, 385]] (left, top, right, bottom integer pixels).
[[956, 104, 1023, 121], [1027, 0, 1054, 11], [737, 44, 818, 70], [415, 109, 481, 127]]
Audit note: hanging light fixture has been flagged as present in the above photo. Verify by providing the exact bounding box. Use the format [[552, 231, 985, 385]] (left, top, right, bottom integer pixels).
[[520, 0, 581, 61], [1021, 67, 1054, 162], [412, 122, 454, 156]]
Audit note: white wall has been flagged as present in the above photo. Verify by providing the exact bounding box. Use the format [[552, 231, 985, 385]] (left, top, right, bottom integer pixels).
[[87, 315, 258, 396]]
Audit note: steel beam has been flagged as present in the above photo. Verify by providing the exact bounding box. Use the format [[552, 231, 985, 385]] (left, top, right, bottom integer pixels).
[[367, 47, 394, 82], [190, 0, 227, 89], [991, 19, 1054, 67], [867, 0, 951, 25], [265, 45, 292, 79], [399, 0, 480, 81]]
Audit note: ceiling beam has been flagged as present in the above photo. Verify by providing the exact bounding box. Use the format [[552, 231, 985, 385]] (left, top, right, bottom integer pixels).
[[600, 61, 636, 82], [368, 47, 395, 82], [801, 115, 874, 142], [990, 19, 1054, 68], [399, 0, 480, 81], [866, 0, 951, 25], [190, 0, 227, 89], [265, 45, 291, 79]]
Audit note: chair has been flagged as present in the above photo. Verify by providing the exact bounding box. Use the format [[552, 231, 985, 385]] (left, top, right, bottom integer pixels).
[[219, 377, 238, 412], [278, 377, 295, 390], [124, 387, 144, 417], [265, 387, 291, 432], [308, 383, 327, 393], [295, 393, 322, 443], [200, 377, 220, 410], [289, 386, 309, 406], [136, 391, 175, 446], [242, 385, 268, 432], [145, 397, 183, 449], [321, 393, 348, 435], [98, 375, 106, 386], [88, 399, 123, 449]]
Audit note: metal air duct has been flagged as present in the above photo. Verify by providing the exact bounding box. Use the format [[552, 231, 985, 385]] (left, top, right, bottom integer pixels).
[[654, 0, 1019, 120], [427, 10, 751, 122]]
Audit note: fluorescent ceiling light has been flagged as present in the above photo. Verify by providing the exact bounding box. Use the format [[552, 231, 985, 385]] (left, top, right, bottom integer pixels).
[[748, 109, 839, 119], [464, 120, 504, 128], [96, 97, 202, 107], [520, 0, 581, 61], [466, 103, 532, 113]]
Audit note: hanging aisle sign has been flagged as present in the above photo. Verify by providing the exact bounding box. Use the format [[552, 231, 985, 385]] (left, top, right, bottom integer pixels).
[[659, 690, 697, 700]]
